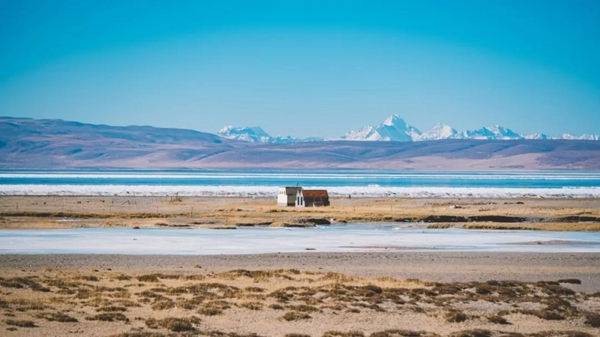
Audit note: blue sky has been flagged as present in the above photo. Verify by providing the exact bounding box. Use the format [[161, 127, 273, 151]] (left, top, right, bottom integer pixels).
[[1, 0, 599, 138]]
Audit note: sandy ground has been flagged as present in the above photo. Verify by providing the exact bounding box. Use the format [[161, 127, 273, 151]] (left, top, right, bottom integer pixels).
[[1, 253, 600, 337], [1, 196, 600, 231], [2, 253, 600, 291]]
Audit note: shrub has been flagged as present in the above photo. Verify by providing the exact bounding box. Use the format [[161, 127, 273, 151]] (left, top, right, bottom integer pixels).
[[239, 302, 263, 311], [448, 330, 491, 337], [584, 312, 600, 327], [557, 279, 582, 285], [86, 313, 129, 322], [323, 331, 365, 337], [486, 315, 510, 325], [370, 330, 440, 337], [269, 304, 284, 310], [97, 306, 127, 312], [534, 310, 565, 321], [5, 319, 37, 328], [282, 311, 311, 321], [145, 317, 199, 332], [444, 310, 467, 323], [363, 285, 383, 294], [35, 312, 78, 322]]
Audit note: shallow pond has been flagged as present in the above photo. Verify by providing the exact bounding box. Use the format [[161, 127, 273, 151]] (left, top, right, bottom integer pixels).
[[2, 223, 600, 255]]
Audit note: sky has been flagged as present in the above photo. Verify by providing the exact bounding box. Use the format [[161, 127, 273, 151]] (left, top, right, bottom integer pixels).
[[0, 0, 599, 138]]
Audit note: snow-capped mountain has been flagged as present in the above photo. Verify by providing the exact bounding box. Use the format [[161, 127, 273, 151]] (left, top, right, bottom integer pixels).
[[217, 126, 295, 143], [523, 133, 551, 140], [341, 114, 421, 142], [418, 123, 458, 140], [579, 134, 600, 141], [458, 125, 523, 140], [217, 125, 323, 143], [219, 115, 599, 143], [218, 126, 271, 142], [561, 133, 600, 141]]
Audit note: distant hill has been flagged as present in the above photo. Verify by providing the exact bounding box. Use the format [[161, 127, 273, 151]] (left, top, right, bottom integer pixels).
[[0, 117, 245, 169], [1, 117, 600, 170]]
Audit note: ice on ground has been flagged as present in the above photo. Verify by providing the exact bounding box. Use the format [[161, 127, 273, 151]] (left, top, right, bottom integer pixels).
[[1, 225, 599, 255]]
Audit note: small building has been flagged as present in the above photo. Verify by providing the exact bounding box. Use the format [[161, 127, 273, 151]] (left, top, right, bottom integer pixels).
[[297, 189, 330, 207], [277, 187, 302, 206], [277, 187, 330, 207]]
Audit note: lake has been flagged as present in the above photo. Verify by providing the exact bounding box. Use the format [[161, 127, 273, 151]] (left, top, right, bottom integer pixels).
[[1, 170, 600, 198]]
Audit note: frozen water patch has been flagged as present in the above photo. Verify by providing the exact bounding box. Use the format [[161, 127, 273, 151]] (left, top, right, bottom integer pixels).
[[1, 224, 600, 255]]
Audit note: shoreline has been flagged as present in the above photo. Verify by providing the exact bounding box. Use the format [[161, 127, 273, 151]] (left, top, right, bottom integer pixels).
[[1, 195, 600, 231]]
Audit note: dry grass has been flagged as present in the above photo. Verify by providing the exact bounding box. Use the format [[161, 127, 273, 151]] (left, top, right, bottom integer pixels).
[[2, 195, 600, 231], [145, 317, 200, 332], [584, 312, 600, 327], [370, 331, 440, 337], [323, 331, 365, 337], [5, 319, 37, 328], [281, 311, 312, 321], [447, 331, 491, 337], [86, 313, 129, 322], [0, 267, 598, 336], [444, 310, 468, 323], [34, 312, 78, 322]]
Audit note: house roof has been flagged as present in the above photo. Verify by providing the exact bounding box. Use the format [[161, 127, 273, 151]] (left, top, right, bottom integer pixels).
[[301, 189, 329, 198]]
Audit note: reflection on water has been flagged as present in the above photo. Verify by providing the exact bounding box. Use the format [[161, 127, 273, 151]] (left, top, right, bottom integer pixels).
[[1, 223, 600, 255]]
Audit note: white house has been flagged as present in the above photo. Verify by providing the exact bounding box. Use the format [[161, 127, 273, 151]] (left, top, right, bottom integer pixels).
[[277, 187, 330, 207], [277, 187, 302, 206]]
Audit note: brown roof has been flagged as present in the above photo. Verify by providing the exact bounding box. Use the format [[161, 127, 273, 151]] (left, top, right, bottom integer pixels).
[[301, 189, 329, 198]]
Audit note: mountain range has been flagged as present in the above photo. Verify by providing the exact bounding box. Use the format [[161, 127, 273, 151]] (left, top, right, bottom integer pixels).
[[218, 114, 599, 143], [2, 116, 600, 170]]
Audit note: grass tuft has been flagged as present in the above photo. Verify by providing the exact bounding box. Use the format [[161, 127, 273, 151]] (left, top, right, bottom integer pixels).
[[5, 319, 37, 328], [444, 310, 468, 323], [145, 317, 200, 332], [448, 330, 491, 337], [282, 311, 311, 321], [486, 315, 510, 325], [370, 330, 440, 337], [584, 312, 600, 327], [35, 312, 78, 322], [86, 313, 129, 322], [323, 331, 365, 337]]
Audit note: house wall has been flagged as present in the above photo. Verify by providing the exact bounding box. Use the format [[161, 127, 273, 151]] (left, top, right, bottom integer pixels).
[[303, 197, 330, 207], [277, 189, 292, 206], [295, 191, 305, 207], [278, 187, 301, 206]]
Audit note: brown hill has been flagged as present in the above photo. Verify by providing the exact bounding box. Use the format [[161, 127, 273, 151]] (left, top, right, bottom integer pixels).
[[1, 117, 599, 170]]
